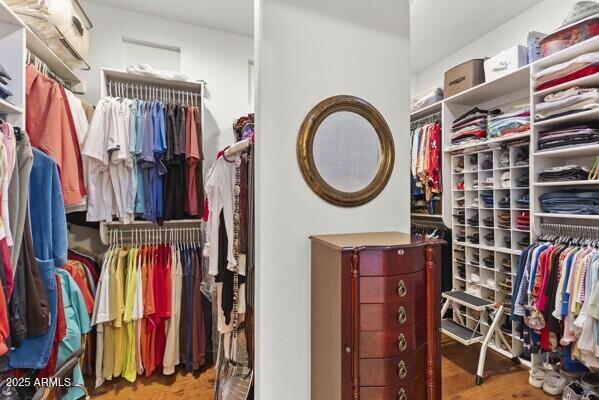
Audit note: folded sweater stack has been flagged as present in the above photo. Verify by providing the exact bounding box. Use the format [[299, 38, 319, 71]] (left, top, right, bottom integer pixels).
[[535, 87, 599, 121], [487, 109, 530, 138], [451, 107, 488, 146], [537, 125, 599, 151], [532, 51, 599, 91]]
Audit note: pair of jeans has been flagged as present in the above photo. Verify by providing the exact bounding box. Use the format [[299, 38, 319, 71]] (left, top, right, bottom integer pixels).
[[540, 189, 599, 214], [539, 166, 589, 181]]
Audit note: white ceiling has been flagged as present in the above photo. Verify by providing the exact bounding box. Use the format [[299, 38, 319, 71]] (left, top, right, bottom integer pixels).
[[86, 0, 254, 37], [410, 0, 544, 72], [87, 0, 545, 71]]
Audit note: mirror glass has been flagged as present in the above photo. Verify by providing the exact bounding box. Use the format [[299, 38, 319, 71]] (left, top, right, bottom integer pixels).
[[312, 111, 381, 193]]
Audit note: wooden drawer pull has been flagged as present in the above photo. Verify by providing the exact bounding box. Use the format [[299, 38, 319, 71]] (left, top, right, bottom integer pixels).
[[397, 360, 407, 379], [397, 307, 407, 325], [397, 333, 407, 352], [397, 388, 407, 400], [397, 280, 407, 297]]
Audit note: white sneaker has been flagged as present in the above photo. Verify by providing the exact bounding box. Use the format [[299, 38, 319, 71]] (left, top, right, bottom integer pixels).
[[529, 367, 546, 388], [544, 371, 567, 395], [563, 381, 585, 400]]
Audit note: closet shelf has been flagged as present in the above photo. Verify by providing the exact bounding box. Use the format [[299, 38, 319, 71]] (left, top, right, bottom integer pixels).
[[443, 65, 530, 107], [534, 180, 599, 187], [0, 99, 22, 114], [0, 2, 25, 27], [533, 35, 599, 70], [533, 144, 599, 158], [444, 132, 530, 153], [534, 109, 599, 128], [410, 101, 442, 120], [102, 68, 204, 91], [26, 27, 82, 85], [533, 71, 599, 99]]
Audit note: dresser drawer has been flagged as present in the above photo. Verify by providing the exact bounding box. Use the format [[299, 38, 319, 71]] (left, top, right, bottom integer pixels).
[[360, 271, 425, 303], [360, 345, 425, 386], [360, 299, 425, 331], [361, 374, 426, 400], [358, 246, 425, 276], [360, 323, 426, 358]]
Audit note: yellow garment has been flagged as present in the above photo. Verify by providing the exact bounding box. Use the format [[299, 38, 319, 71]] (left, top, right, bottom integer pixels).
[[122, 247, 138, 382], [112, 249, 128, 377], [102, 251, 120, 381]]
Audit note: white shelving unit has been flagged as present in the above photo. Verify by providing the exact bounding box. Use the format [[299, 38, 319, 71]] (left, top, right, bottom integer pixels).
[[442, 65, 533, 361], [530, 36, 599, 237], [25, 27, 83, 88], [0, 1, 25, 127]]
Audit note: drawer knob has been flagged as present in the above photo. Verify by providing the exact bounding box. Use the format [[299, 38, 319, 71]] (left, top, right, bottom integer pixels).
[[397, 307, 407, 325], [397, 280, 407, 297], [397, 333, 407, 352], [397, 388, 407, 400], [397, 360, 407, 379]]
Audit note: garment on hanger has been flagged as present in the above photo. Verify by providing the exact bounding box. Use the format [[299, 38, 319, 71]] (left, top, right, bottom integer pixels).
[[25, 65, 86, 208], [410, 122, 442, 212], [91, 237, 211, 387], [512, 237, 599, 370], [84, 95, 203, 224]]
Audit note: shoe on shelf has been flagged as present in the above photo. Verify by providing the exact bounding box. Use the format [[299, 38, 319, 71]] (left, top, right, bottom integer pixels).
[[562, 381, 585, 400], [543, 371, 566, 395], [582, 372, 599, 392], [583, 392, 599, 400], [529, 366, 546, 388]]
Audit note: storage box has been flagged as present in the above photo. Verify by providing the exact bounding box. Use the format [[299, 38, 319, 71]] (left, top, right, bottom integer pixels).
[[527, 31, 547, 63], [444, 59, 485, 98], [484, 45, 528, 82], [540, 15, 599, 58]]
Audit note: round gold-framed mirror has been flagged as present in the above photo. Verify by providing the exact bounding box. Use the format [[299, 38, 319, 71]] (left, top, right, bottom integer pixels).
[[297, 95, 395, 207]]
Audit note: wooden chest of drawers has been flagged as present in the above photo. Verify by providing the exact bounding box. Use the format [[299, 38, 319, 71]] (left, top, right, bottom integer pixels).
[[310, 232, 442, 400]]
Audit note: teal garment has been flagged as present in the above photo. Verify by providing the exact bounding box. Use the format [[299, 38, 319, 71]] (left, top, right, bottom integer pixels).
[[56, 269, 91, 400]]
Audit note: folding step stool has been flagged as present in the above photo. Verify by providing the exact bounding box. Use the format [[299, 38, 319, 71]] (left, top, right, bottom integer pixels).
[[441, 290, 521, 385]]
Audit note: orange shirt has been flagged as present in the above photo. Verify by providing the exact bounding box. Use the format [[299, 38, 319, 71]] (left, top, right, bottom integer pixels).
[[25, 65, 85, 206], [62, 261, 94, 314]]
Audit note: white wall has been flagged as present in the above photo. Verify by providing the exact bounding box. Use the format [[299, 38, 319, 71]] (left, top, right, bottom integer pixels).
[[254, 0, 410, 399], [80, 1, 254, 161], [412, 0, 579, 94]]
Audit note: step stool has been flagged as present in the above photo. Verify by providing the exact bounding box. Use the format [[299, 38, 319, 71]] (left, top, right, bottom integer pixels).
[[441, 290, 521, 385]]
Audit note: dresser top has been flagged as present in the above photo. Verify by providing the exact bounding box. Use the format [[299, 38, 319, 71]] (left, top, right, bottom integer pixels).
[[310, 231, 442, 251]]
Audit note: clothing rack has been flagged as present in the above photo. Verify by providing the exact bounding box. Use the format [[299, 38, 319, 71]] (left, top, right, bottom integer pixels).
[[26, 49, 70, 89], [224, 138, 252, 158], [539, 223, 599, 240], [99, 220, 202, 245], [105, 79, 202, 106], [410, 111, 441, 130]]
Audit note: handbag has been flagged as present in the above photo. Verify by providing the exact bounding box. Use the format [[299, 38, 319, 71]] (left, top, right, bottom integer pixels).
[[214, 156, 253, 400]]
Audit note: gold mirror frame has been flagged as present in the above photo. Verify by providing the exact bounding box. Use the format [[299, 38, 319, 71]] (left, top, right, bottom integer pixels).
[[297, 95, 395, 207]]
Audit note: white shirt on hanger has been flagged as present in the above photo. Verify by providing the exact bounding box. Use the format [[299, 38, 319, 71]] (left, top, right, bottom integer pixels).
[[83, 98, 115, 222], [204, 154, 243, 276]]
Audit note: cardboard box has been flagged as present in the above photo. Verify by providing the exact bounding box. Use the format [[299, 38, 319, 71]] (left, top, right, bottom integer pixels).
[[444, 59, 486, 98]]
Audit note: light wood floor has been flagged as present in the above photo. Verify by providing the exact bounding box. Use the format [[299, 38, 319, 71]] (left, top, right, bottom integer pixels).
[[91, 336, 556, 399]]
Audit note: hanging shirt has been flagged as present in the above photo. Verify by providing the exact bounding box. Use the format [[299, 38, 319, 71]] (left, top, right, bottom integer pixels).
[[55, 268, 91, 400], [84, 99, 115, 222], [25, 65, 86, 206], [204, 155, 243, 276], [185, 107, 200, 216]]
